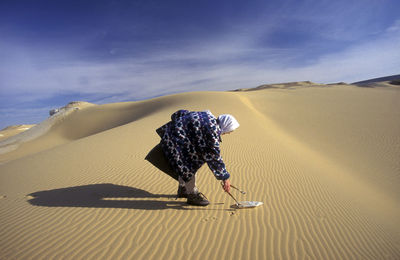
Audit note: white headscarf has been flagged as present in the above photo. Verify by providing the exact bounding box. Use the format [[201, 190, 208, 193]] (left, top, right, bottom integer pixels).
[[218, 114, 240, 134]]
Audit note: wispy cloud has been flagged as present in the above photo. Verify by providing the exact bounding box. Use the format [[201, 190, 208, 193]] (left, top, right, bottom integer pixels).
[[1, 1, 399, 128]]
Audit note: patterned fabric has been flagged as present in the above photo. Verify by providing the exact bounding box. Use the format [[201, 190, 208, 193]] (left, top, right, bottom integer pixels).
[[156, 110, 230, 182]]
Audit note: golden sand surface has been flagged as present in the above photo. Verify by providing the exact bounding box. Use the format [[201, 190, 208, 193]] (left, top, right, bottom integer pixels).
[[0, 83, 399, 259], [0, 125, 36, 141]]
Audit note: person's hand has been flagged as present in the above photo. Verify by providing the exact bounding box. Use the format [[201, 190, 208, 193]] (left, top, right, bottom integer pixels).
[[222, 179, 231, 193]]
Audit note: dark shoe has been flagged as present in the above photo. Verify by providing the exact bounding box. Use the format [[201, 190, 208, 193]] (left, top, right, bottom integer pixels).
[[177, 185, 188, 198], [187, 192, 210, 206]]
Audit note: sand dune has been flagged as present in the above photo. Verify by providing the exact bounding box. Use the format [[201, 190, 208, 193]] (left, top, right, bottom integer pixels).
[[0, 101, 95, 161], [0, 125, 35, 141], [0, 82, 399, 259]]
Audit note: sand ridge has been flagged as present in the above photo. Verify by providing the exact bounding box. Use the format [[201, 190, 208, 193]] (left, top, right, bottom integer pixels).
[[0, 125, 36, 141], [0, 101, 95, 160], [0, 83, 399, 259]]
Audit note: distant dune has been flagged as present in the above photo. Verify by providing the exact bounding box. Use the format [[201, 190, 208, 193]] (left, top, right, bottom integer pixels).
[[0, 125, 36, 141], [0, 101, 95, 157], [352, 74, 400, 84], [232, 81, 322, 91], [0, 81, 399, 259]]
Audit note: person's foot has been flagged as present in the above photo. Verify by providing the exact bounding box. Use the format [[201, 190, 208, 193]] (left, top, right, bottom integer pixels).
[[187, 192, 210, 206], [177, 185, 188, 198]]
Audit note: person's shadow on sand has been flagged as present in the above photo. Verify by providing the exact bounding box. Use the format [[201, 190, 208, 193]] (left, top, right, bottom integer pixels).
[[27, 183, 189, 210]]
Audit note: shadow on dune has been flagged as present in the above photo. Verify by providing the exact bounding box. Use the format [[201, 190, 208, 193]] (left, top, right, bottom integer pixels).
[[27, 183, 189, 210]]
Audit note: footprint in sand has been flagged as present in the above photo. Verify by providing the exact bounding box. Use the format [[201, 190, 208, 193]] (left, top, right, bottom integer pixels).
[[0, 195, 6, 199], [202, 217, 218, 222]]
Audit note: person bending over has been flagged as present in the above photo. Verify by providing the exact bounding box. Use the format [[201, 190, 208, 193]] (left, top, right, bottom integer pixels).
[[156, 109, 239, 206]]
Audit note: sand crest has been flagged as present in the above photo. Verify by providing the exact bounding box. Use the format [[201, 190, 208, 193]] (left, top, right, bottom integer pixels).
[[0, 83, 399, 259], [0, 125, 36, 141]]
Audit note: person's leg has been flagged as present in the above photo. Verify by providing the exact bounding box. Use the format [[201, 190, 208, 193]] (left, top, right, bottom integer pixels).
[[177, 175, 198, 197], [177, 176, 187, 198], [178, 176, 186, 187], [185, 175, 209, 206], [183, 175, 198, 194]]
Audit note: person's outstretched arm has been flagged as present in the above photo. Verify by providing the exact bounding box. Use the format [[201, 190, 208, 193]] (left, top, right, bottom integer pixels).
[[202, 132, 231, 192]]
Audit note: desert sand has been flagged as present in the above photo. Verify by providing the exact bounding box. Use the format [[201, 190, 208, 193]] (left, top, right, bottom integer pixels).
[[0, 82, 399, 259], [0, 125, 35, 141]]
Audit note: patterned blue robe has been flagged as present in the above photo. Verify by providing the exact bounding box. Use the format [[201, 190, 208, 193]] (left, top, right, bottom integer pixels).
[[156, 110, 230, 182]]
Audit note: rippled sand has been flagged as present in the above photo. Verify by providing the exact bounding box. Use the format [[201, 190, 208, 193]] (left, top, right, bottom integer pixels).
[[1, 82, 399, 259]]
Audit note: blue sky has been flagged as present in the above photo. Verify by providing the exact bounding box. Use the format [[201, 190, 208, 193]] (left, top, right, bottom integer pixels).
[[1, 0, 399, 128]]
